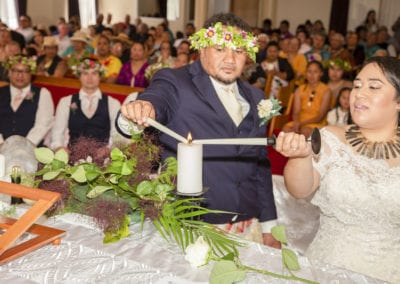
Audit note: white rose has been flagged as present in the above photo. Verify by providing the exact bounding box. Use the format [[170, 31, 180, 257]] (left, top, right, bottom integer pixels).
[[257, 99, 273, 118], [184, 236, 211, 268]]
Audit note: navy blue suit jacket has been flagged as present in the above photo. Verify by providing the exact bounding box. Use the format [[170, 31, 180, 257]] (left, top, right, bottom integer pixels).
[[138, 60, 277, 224]]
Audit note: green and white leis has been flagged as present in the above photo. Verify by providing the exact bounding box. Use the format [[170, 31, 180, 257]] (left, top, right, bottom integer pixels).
[[4, 55, 37, 73], [189, 22, 259, 61]]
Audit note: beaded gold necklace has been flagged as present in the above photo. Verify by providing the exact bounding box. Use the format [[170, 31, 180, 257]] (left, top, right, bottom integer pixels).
[[345, 125, 400, 159]]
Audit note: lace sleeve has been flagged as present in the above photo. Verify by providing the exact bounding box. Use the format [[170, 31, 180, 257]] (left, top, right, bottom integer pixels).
[[312, 128, 337, 177]]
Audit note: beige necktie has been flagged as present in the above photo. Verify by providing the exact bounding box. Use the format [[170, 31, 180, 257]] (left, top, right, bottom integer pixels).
[[84, 96, 97, 118], [218, 86, 243, 126], [11, 91, 24, 112]]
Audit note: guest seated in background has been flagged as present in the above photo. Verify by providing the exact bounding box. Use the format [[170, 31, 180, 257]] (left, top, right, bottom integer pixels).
[[95, 35, 122, 84], [145, 40, 175, 81], [62, 31, 93, 75], [111, 33, 132, 64], [54, 23, 71, 56], [26, 29, 46, 57], [242, 56, 265, 90], [151, 40, 175, 66], [173, 53, 190, 68], [325, 58, 352, 107], [50, 58, 121, 151], [345, 31, 365, 77], [287, 37, 307, 87], [0, 55, 54, 145], [0, 41, 21, 81], [326, 86, 351, 126], [282, 60, 331, 137], [305, 31, 330, 62], [275, 56, 400, 283], [36, 36, 67, 78], [327, 32, 355, 68], [258, 41, 294, 84], [116, 41, 149, 88]]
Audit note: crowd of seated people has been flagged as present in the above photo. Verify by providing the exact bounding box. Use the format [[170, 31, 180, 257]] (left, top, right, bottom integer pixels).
[[1, 10, 400, 139]]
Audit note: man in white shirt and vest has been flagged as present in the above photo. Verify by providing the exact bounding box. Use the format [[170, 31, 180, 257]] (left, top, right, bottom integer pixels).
[[0, 55, 54, 145]]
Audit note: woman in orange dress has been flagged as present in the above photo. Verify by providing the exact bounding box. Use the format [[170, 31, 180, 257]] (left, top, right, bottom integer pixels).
[[282, 60, 331, 137]]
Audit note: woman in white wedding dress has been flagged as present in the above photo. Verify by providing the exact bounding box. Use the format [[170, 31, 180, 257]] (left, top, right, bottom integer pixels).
[[275, 56, 400, 283]]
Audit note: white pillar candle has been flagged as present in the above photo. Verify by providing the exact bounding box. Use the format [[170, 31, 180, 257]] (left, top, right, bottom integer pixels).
[[177, 142, 203, 194], [0, 154, 5, 177]]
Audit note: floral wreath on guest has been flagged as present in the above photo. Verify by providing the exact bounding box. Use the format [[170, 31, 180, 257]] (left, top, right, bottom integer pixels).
[[4, 55, 37, 73], [71, 57, 106, 77], [324, 58, 352, 72], [189, 22, 259, 61]]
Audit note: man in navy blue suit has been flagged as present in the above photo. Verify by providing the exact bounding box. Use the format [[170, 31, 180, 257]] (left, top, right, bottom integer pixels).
[[117, 13, 279, 247]]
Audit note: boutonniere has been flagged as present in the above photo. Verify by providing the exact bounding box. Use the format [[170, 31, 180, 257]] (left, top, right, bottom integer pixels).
[[257, 97, 282, 126], [24, 91, 35, 102], [70, 102, 78, 114]]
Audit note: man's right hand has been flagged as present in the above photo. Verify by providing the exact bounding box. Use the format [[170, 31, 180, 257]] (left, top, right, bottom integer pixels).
[[120, 100, 156, 126]]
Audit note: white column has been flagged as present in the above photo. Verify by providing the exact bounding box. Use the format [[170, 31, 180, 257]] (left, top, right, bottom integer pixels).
[[194, 0, 208, 30]]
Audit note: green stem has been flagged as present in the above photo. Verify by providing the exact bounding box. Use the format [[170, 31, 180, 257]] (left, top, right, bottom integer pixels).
[[241, 264, 318, 284]]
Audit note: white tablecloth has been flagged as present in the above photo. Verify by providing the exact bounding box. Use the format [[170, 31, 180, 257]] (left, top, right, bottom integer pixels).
[[0, 180, 386, 284]]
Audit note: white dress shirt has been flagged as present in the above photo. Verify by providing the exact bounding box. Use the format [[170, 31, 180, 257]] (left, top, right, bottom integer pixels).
[[3, 84, 54, 146], [50, 89, 123, 150]]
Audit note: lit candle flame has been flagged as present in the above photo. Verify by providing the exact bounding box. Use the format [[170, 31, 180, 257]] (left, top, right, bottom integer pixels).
[[187, 132, 193, 143]]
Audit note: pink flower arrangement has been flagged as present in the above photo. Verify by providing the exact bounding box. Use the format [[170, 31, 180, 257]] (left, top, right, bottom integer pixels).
[[70, 102, 78, 114], [25, 91, 34, 102]]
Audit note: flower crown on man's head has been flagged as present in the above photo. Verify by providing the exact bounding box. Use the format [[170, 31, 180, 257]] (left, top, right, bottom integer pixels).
[[4, 55, 36, 73], [72, 57, 106, 77], [324, 58, 352, 72], [189, 22, 259, 61]]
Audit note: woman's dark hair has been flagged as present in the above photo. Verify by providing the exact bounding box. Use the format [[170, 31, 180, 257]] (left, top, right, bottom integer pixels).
[[203, 13, 251, 32], [333, 87, 352, 124], [307, 60, 324, 72], [364, 57, 400, 103], [266, 40, 279, 50]]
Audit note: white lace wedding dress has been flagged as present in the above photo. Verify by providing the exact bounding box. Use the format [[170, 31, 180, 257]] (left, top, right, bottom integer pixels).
[[306, 129, 400, 283]]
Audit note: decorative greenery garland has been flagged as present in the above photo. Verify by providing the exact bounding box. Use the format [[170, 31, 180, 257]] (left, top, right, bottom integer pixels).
[[4, 55, 37, 73], [189, 22, 259, 61]]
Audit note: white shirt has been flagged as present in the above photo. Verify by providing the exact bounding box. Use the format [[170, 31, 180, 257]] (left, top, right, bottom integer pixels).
[[209, 77, 250, 119], [1, 84, 54, 146], [55, 35, 71, 56], [327, 107, 349, 126], [50, 89, 123, 150], [16, 27, 34, 43]]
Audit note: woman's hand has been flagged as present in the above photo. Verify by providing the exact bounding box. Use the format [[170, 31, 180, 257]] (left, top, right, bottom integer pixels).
[[275, 131, 312, 158]]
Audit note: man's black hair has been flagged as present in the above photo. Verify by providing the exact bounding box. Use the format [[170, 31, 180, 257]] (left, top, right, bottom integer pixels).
[[203, 13, 251, 33]]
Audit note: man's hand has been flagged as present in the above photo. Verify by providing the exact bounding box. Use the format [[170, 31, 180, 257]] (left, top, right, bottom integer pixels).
[[262, 232, 281, 249], [121, 100, 156, 126]]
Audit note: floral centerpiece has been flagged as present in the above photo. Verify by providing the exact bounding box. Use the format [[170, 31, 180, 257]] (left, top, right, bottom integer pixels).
[[31, 133, 314, 283]]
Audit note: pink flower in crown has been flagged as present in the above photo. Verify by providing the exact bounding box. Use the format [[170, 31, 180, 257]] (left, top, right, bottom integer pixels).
[[70, 102, 78, 114], [224, 32, 233, 42], [205, 27, 215, 38], [25, 91, 34, 102], [240, 31, 247, 39]]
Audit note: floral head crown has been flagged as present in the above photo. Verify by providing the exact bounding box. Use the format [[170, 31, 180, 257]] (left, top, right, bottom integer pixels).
[[4, 55, 36, 73], [189, 22, 258, 61], [72, 58, 106, 77], [324, 58, 351, 72]]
